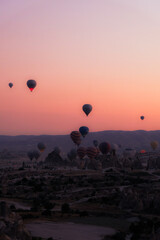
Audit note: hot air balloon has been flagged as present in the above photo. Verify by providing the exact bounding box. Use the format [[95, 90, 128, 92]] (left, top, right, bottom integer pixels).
[[93, 140, 99, 147], [27, 151, 34, 161], [37, 142, 46, 152], [8, 83, 13, 88], [70, 131, 81, 146], [77, 147, 86, 159], [110, 143, 119, 156], [150, 141, 159, 150], [82, 104, 92, 116], [86, 147, 97, 159], [110, 143, 119, 151], [99, 142, 111, 155], [79, 126, 89, 138], [54, 146, 61, 155], [27, 79, 37, 92], [123, 148, 136, 158], [140, 149, 146, 154], [67, 149, 77, 161], [140, 116, 144, 120], [33, 150, 40, 160]]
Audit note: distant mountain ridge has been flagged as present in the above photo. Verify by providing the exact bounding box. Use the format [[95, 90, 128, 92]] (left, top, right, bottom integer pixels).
[[0, 130, 160, 154]]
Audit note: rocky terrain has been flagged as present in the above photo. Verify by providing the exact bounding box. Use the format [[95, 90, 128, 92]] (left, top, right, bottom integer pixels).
[[0, 201, 31, 240], [1, 150, 160, 239]]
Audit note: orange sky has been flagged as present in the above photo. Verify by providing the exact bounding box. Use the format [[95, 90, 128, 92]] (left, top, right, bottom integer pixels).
[[1, 0, 160, 135]]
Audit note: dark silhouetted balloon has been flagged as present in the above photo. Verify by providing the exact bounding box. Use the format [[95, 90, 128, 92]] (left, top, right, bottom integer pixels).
[[70, 149, 77, 158], [150, 141, 158, 150], [54, 146, 61, 155], [93, 140, 99, 147], [86, 147, 97, 159], [27, 151, 34, 161], [33, 150, 40, 160], [67, 149, 77, 161], [70, 131, 81, 146], [140, 116, 144, 120], [37, 142, 46, 152], [27, 79, 37, 92], [79, 126, 89, 138], [77, 147, 86, 159], [82, 104, 92, 116], [99, 142, 111, 154], [9, 83, 13, 88]]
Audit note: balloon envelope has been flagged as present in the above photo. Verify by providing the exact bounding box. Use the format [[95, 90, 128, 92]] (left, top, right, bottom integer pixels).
[[77, 147, 86, 159], [110, 143, 119, 151], [33, 150, 40, 160], [86, 147, 97, 159], [27, 151, 34, 161], [9, 83, 13, 88], [70, 131, 81, 146], [79, 126, 89, 138], [93, 140, 99, 147], [150, 141, 158, 150], [54, 146, 61, 155], [27, 79, 37, 92], [68, 149, 77, 161], [37, 142, 46, 152], [140, 116, 144, 120], [99, 142, 111, 154], [82, 104, 92, 116]]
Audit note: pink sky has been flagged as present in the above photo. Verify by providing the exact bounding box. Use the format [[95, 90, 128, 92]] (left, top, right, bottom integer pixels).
[[1, 0, 160, 135]]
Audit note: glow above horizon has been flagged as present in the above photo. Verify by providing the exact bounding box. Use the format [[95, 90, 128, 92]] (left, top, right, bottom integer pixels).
[[0, 0, 160, 135]]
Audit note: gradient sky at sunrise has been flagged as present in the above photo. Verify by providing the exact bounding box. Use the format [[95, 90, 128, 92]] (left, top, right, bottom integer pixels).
[[1, 0, 160, 135]]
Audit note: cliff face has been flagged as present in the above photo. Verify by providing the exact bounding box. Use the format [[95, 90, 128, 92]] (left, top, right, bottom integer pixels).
[[0, 202, 31, 240]]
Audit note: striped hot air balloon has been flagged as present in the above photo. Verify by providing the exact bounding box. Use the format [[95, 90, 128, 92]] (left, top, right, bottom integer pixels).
[[77, 147, 86, 159], [70, 131, 81, 146], [86, 147, 97, 159]]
